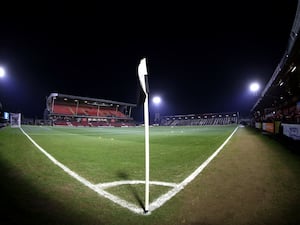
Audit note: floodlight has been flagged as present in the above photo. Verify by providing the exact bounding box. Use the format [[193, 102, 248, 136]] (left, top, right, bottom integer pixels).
[[249, 82, 259, 92], [0, 67, 5, 78], [152, 96, 161, 105]]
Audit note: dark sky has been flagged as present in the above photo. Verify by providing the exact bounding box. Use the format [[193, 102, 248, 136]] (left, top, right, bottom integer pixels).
[[0, 1, 298, 121]]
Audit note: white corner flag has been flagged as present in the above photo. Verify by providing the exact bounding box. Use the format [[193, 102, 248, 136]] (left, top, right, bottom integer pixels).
[[138, 58, 148, 94], [137, 57, 150, 213]]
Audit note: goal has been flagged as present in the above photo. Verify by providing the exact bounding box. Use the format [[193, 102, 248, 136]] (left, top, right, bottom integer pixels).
[[10, 113, 21, 128]]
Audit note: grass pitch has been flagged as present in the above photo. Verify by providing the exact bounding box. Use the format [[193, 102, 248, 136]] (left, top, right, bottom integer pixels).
[[21, 125, 235, 185], [19, 125, 236, 206], [1, 125, 300, 225]]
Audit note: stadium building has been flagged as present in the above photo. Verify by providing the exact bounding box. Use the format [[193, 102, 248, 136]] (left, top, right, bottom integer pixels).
[[161, 112, 239, 126], [251, 6, 300, 141], [45, 93, 137, 127]]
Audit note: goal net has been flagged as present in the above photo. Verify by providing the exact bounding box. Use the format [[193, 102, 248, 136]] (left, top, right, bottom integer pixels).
[[10, 113, 21, 128]]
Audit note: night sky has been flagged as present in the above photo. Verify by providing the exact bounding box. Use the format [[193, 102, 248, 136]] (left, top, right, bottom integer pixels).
[[0, 1, 298, 121]]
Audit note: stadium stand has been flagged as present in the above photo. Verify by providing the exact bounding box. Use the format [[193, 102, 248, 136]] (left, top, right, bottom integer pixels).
[[251, 4, 300, 141], [45, 93, 137, 127], [161, 112, 239, 126]]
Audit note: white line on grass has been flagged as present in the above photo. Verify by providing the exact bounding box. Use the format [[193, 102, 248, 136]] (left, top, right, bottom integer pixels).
[[19, 127, 145, 214], [19, 126, 238, 215], [97, 180, 177, 189], [148, 126, 239, 212]]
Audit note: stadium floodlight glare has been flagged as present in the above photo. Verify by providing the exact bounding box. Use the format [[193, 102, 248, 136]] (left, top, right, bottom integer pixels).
[[0, 67, 5, 78], [249, 82, 260, 92], [152, 96, 161, 105]]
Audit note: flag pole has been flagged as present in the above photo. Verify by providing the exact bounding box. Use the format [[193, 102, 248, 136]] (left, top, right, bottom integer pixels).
[[137, 57, 150, 213], [144, 92, 150, 213]]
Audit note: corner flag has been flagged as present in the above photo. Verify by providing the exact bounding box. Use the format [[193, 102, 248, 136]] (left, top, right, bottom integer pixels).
[[137, 58, 149, 105], [137, 57, 150, 213]]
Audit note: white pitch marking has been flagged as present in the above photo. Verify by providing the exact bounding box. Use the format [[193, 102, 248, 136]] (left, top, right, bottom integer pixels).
[[19, 125, 238, 215], [97, 180, 177, 189], [148, 126, 239, 212], [19, 127, 145, 214]]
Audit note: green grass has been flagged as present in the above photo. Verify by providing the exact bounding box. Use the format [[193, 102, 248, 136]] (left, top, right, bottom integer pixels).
[[21, 125, 236, 184], [0, 125, 236, 224], [1, 125, 300, 225]]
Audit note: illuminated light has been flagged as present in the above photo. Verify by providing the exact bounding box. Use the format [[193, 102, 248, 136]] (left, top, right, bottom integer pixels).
[[279, 82, 284, 86], [249, 82, 260, 92], [152, 96, 161, 104], [0, 67, 5, 78], [291, 66, 296, 72]]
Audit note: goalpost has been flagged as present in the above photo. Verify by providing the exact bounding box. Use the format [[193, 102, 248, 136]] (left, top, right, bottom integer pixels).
[[10, 113, 21, 128]]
